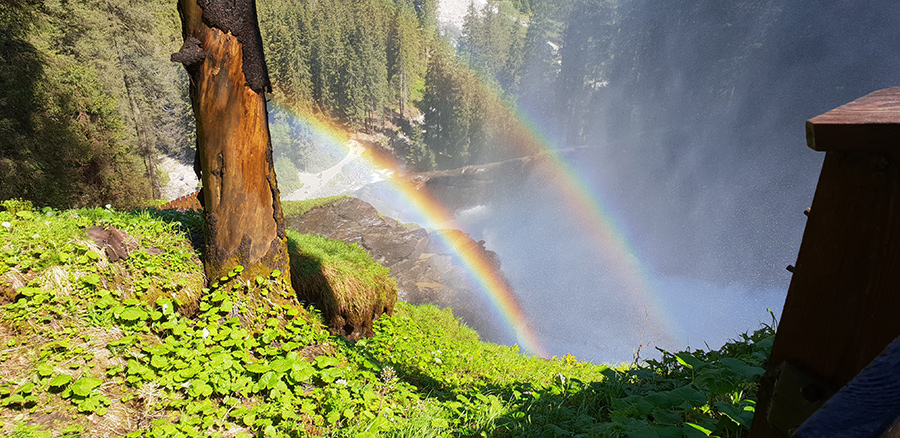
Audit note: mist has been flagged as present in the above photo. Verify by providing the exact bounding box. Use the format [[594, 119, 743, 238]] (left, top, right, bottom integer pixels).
[[342, 0, 900, 364], [463, 0, 898, 361]]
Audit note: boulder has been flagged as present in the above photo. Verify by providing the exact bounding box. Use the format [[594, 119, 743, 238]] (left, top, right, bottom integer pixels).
[[284, 197, 505, 330]]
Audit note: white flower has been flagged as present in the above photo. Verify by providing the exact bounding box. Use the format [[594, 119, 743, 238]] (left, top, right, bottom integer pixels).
[[201, 327, 210, 339], [105, 204, 112, 210], [1, 222, 10, 230], [335, 379, 348, 386]]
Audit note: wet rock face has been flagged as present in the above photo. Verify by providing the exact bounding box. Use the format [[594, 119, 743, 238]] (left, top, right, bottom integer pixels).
[[284, 197, 502, 319]]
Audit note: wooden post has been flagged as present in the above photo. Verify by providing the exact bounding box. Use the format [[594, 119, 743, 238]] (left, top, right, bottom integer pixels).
[[751, 87, 900, 437]]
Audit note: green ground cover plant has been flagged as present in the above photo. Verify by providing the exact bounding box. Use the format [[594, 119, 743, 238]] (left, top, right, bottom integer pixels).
[[0, 199, 774, 437]]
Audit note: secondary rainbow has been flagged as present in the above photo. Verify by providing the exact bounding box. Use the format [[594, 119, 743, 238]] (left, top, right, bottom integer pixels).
[[487, 97, 680, 346]]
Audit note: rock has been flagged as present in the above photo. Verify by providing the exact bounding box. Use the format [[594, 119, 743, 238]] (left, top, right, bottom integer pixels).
[[371, 147, 588, 213], [284, 197, 506, 332], [86, 225, 129, 262]]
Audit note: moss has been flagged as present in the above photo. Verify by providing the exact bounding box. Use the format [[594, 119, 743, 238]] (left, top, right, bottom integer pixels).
[[281, 195, 351, 218], [286, 230, 397, 340]]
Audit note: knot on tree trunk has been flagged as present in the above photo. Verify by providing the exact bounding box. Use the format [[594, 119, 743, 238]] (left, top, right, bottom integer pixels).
[[171, 36, 206, 67]]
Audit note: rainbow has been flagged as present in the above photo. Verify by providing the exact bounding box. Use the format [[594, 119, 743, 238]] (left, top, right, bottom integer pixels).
[[420, 65, 680, 348], [270, 82, 680, 357], [270, 103, 549, 357], [498, 106, 678, 347]]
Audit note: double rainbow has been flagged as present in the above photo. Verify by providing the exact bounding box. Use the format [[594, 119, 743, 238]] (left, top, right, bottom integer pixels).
[[271, 91, 677, 358]]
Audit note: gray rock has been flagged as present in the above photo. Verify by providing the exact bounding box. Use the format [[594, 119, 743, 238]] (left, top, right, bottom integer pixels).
[[284, 197, 505, 332]]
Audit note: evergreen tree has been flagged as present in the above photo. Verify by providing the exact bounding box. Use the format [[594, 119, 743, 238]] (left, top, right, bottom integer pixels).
[[458, 0, 528, 95], [421, 45, 492, 169], [0, 0, 180, 208], [387, 2, 426, 117]]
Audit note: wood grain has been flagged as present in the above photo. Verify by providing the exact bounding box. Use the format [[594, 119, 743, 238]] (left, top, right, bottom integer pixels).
[[176, 0, 289, 283], [807, 87, 900, 152]]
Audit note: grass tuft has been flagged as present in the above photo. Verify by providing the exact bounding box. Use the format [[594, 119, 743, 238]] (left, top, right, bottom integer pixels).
[[281, 196, 351, 219], [287, 230, 397, 340]]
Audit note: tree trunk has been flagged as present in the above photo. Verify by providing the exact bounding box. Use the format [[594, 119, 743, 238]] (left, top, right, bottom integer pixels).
[[172, 0, 290, 285]]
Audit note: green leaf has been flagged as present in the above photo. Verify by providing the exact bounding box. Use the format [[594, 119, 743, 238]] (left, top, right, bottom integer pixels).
[[150, 355, 169, 369], [4, 394, 25, 405], [49, 374, 74, 388], [668, 385, 707, 408], [326, 409, 340, 424], [315, 356, 340, 368], [684, 424, 711, 437], [258, 372, 279, 390], [120, 307, 148, 321], [651, 409, 683, 425], [270, 358, 294, 373], [281, 342, 300, 351], [675, 353, 706, 370], [81, 274, 101, 287], [319, 367, 342, 383], [290, 362, 315, 382], [245, 363, 270, 374], [713, 401, 753, 429], [37, 362, 54, 377], [718, 358, 765, 377], [189, 382, 213, 398], [70, 376, 103, 397], [430, 418, 449, 429]]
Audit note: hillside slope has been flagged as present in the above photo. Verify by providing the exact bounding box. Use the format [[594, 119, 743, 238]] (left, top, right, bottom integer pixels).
[[0, 199, 772, 437]]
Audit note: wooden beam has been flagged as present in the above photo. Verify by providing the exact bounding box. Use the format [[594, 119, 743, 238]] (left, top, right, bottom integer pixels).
[[807, 87, 900, 152], [751, 87, 900, 437]]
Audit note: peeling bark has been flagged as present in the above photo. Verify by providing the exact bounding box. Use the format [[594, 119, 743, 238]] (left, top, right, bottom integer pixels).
[[174, 0, 289, 284]]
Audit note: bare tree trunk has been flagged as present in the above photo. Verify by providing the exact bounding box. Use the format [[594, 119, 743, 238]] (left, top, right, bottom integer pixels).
[[172, 0, 289, 285]]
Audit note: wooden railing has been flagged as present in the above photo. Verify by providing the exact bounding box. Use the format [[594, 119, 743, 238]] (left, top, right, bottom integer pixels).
[[159, 190, 202, 211], [750, 87, 900, 437]]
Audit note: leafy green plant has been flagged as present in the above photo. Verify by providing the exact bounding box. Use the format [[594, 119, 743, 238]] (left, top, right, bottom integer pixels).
[[0, 201, 775, 437]]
